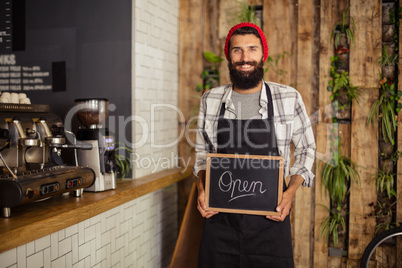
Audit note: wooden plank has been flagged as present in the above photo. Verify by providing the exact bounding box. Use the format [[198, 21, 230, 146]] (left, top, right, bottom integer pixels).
[[178, 0, 205, 227], [293, 1, 315, 267], [314, 1, 350, 266], [217, 0, 233, 85], [263, 0, 296, 86], [349, 88, 378, 260], [349, 0, 382, 88], [178, 0, 204, 122], [397, 1, 402, 266], [171, 183, 204, 268]]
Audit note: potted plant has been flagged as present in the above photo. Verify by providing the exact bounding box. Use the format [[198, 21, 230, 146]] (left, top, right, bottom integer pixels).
[[320, 143, 361, 206], [319, 205, 346, 248], [371, 168, 396, 200], [331, 8, 356, 49], [367, 75, 401, 145], [231, 0, 261, 26], [115, 142, 134, 178], [367, 200, 397, 233], [377, 45, 398, 78], [327, 67, 361, 119]]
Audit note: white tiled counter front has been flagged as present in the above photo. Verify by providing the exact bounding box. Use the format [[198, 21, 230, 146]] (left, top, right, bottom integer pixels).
[[0, 169, 191, 268]]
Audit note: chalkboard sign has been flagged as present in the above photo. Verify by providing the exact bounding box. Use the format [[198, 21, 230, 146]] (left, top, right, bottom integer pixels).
[[205, 153, 284, 216]]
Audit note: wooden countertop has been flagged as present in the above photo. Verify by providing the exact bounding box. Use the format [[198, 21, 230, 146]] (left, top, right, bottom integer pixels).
[[0, 168, 193, 254]]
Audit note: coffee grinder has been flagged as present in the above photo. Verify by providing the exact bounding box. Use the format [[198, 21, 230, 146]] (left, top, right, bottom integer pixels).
[[74, 98, 116, 191]]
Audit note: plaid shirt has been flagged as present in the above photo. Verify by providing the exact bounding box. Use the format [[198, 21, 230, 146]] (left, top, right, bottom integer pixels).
[[193, 81, 316, 187]]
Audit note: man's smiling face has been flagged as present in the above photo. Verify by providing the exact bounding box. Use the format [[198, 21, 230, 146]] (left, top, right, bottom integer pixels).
[[228, 34, 264, 90]]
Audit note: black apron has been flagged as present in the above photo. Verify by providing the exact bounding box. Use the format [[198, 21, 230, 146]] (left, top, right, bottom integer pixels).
[[198, 84, 294, 268]]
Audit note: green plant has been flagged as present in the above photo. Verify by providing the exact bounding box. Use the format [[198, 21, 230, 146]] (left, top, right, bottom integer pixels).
[[377, 45, 398, 67], [264, 52, 291, 83], [320, 143, 361, 206], [331, 8, 356, 48], [196, 52, 223, 93], [367, 75, 401, 145], [114, 142, 134, 178], [319, 205, 346, 247], [371, 168, 396, 199], [231, 0, 261, 26], [327, 67, 361, 107], [366, 200, 397, 233]]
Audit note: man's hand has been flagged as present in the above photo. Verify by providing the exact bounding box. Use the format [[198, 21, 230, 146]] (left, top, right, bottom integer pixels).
[[196, 170, 219, 218], [266, 175, 305, 222]]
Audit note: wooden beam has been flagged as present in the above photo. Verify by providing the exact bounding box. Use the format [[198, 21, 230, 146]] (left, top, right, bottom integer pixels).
[[263, 0, 297, 86], [397, 1, 402, 266], [349, 88, 378, 260], [349, 0, 382, 88], [293, 1, 315, 266], [314, 1, 352, 267]]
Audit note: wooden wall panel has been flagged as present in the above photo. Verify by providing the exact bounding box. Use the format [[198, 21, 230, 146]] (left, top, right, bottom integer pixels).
[[349, 0, 382, 88], [348, 0, 381, 262], [263, 0, 297, 86], [293, 1, 315, 266], [177, 0, 205, 231], [349, 88, 378, 260], [397, 1, 402, 265], [314, 1, 350, 267]]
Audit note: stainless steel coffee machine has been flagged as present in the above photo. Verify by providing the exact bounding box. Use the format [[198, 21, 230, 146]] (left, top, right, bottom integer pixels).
[[74, 98, 116, 192], [0, 103, 96, 217]]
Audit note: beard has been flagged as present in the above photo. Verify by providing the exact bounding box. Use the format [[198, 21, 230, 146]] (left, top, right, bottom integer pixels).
[[228, 59, 264, 90]]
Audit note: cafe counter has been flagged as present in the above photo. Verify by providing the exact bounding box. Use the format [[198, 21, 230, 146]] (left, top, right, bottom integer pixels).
[[0, 168, 192, 254]]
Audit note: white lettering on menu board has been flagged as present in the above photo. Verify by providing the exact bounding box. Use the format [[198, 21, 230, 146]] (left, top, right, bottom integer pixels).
[[0, 54, 52, 91], [218, 171, 267, 202]]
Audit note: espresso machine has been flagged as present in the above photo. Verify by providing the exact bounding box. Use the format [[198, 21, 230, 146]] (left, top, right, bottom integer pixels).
[[74, 98, 116, 192], [0, 103, 96, 217]]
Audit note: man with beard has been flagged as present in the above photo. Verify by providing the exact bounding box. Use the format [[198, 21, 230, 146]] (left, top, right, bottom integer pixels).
[[193, 22, 316, 267]]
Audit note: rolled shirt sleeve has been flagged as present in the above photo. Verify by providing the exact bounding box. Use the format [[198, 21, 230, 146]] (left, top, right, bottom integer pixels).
[[289, 93, 316, 187]]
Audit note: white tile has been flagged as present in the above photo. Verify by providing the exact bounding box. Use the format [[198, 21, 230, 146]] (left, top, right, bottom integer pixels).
[[58, 229, 65, 241], [51, 256, 65, 268], [72, 234, 79, 264], [95, 222, 102, 250], [84, 225, 96, 243], [65, 252, 72, 268], [0, 248, 17, 267], [78, 221, 85, 246], [50, 233, 59, 260], [110, 249, 120, 267], [72, 258, 85, 268], [35, 235, 50, 252], [115, 235, 125, 251], [58, 237, 71, 256], [95, 246, 106, 264], [26, 240, 35, 256], [78, 241, 90, 261], [100, 230, 111, 248], [43, 247, 51, 268], [105, 244, 111, 268], [90, 239, 96, 267], [16, 245, 26, 268], [26, 251, 43, 268], [65, 224, 78, 238]]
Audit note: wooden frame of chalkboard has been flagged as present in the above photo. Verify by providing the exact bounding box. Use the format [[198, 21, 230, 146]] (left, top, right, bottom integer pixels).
[[205, 153, 284, 216]]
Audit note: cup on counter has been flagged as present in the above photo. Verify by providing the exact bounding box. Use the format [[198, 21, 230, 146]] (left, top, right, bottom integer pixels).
[[1, 92, 10, 103], [18, 93, 27, 100], [20, 98, 31, 104], [10, 93, 19, 104]]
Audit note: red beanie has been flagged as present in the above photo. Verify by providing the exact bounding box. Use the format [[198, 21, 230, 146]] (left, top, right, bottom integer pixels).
[[224, 22, 268, 62]]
